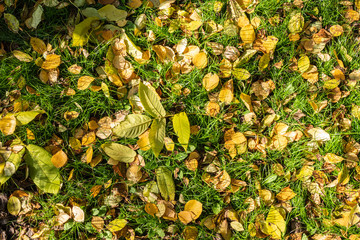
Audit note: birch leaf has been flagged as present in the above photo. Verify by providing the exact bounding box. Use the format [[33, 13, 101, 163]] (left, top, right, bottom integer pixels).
[[173, 112, 190, 151]]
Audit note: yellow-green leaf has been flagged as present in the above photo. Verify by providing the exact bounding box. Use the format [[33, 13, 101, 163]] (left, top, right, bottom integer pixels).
[[0, 149, 25, 185], [298, 55, 310, 74], [16, 110, 45, 125], [173, 112, 190, 151], [139, 82, 166, 118], [102, 142, 136, 163], [106, 219, 127, 232], [149, 118, 166, 157], [113, 114, 152, 138], [13, 50, 33, 62], [72, 17, 98, 47], [4, 13, 19, 33], [7, 196, 21, 216], [98, 4, 127, 22], [288, 11, 304, 33], [232, 68, 251, 80], [25, 144, 61, 194], [156, 166, 175, 201]]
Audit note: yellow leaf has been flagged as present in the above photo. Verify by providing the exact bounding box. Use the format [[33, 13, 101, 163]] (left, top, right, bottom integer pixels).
[[78, 76, 95, 90], [298, 55, 310, 73], [178, 211, 193, 224], [324, 153, 344, 164], [69, 137, 81, 150], [26, 128, 35, 140], [82, 146, 93, 164], [30, 37, 46, 55], [276, 186, 296, 201], [0, 114, 16, 136], [173, 112, 190, 151], [183, 226, 198, 240], [184, 200, 202, 220], [240, 93, 253, 112], [145, 202, 159, 216], [12, 50, 33, 62], [164, 137, 175, 152], [265, 206, 286, 238], [91, 216, 104, 232], [259, 53, 270, 71], [51, 150, 68, 168], [41, 54, 61, 70], [137, 130, 151, 151], [202, 73, 219, 91], [193, 52, 208, 69], [219, 80, 234, 104], [206, 102, 220, 117], [288, 11, 304, 33], [68, 64, 82, 74], [64, 111, 79, 121], [82, 132, 96, 146], [240, 24, 255, 44], [233, 68, 251, 81], [329, 25, 343, 37]]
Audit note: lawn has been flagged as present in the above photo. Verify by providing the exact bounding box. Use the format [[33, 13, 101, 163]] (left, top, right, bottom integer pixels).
[[1, 0, 360, 239]]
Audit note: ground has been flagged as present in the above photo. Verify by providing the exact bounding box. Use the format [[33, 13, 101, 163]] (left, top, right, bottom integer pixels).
[[1, 0, 360, 239]]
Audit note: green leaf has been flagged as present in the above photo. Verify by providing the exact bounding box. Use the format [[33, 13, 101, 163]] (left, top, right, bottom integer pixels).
[[25, 145, 61, 194], [106, 219, 127, 232], [16, 110, 45, 125], [172, 112, 190, 151], [72, 17, 99, 47], [101, 142, 136, 163], [113, 114, 152, 138], [149, 118, 166, 157], [156, 166, 175, 201], [0, 148, 25, 185], [139, 82, 166, 118]]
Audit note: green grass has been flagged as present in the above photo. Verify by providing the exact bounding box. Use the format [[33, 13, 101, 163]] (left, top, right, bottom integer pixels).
[[1, 0, 360, 239]]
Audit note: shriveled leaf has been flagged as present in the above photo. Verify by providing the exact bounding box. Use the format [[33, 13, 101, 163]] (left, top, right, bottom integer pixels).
[[102, 142, 136, 163], [173, 112, 190, 151], [113, 114, 152, 138], [139, 82, 166, 118], [156, 166, 175, 201], [25, 144, 61, 194], [149, 118, 166, 157]]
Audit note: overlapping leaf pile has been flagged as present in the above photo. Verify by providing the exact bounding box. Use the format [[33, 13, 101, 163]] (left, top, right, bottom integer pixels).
[[1, 0, 360, 239]]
